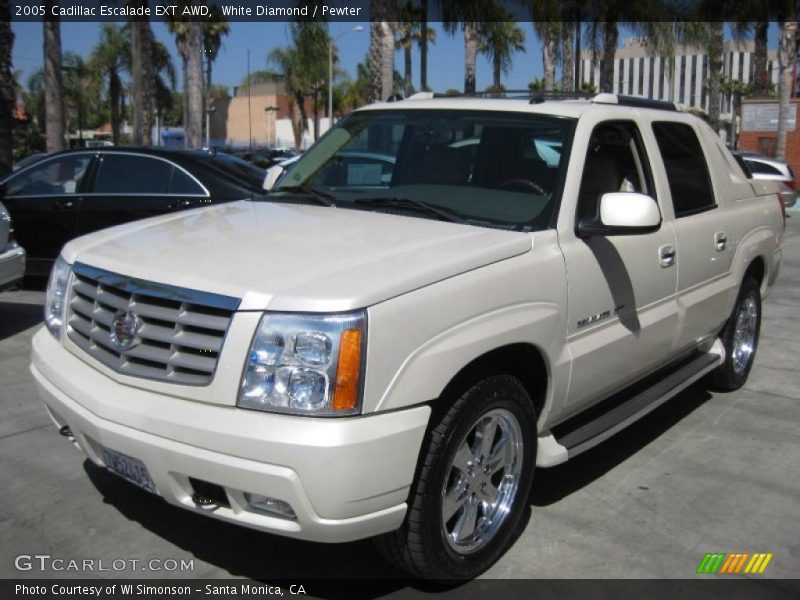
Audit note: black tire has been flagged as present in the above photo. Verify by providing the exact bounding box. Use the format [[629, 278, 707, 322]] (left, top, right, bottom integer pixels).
[[375, 375, 537, 580], [708, 277, 762, 392]]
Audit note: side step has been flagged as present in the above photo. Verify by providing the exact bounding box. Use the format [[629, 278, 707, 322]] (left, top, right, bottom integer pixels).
[[546, 342, 724, 462]]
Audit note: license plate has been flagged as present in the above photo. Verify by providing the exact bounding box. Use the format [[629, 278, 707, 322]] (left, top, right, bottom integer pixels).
[[100, 446, 158, 495]]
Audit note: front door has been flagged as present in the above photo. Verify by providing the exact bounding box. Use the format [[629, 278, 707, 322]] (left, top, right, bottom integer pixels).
[[0, 153, 94, 275], [559, 119, 679, 416]]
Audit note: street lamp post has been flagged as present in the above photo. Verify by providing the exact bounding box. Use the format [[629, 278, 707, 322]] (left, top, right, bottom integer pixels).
[[329, 26, 364, 129], [205, 106, 216, 150]]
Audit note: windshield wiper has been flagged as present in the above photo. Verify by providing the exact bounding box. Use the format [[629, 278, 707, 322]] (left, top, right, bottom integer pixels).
[[353, 196, 471, 225], [271, 185, 337, 207]]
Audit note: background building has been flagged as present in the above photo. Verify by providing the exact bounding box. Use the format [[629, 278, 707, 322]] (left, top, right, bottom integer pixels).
[[580, 38, 778, 120]]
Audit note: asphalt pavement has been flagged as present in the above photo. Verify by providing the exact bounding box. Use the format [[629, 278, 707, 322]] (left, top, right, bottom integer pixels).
[[0, 219, 798, 591]]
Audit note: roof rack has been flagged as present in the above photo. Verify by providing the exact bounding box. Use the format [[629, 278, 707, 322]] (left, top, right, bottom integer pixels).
[[592, 93, 678, 111], [404, 90, 679, 112]]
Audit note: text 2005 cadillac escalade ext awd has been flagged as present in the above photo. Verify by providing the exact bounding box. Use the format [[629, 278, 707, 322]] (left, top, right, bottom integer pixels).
[[31, 94, 784, 579]]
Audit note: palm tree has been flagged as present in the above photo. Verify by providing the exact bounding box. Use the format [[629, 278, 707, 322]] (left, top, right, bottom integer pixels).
[[395, 2, 436, 98], [0, 0, 14, 175], [167, 4, 191, 133], [88, 23, 129, 145], [776, 15, 798, 162], [442, 0, 504, 94], [561, 21, 574, 92], [185, 21, 204, 148], [203, 4, 230, 127], [479, 19, 526, 92], [369, 0, 397, 102], [532, 1, 562, 92], [43, 1, 65, 152], [720, 77, 751, 149], [130, 11, 155, 145]]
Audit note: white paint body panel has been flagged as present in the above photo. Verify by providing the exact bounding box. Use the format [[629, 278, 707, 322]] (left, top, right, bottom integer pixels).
[[33, 98, 785, 543]]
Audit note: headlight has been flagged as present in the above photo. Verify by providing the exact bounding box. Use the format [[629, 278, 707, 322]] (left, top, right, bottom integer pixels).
[[44, 256, 71, 339], [238, 311, 366, 416]]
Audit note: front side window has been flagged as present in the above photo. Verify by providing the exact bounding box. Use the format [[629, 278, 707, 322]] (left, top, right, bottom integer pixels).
[[274, 110, 575, 231], [6, 155, 92, 196], [577, 121, 654, 223], [652, 122, 716, 217]]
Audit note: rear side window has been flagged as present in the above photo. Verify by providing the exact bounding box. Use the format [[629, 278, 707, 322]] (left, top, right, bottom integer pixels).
[[169, 169, 205, 195], [94, 155, 173, 194], [652, 122, 716, 217], [746, 160, 782, 176]]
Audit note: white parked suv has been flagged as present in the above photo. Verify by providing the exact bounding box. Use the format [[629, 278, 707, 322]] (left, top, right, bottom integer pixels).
[[31, 93, 784, 579]]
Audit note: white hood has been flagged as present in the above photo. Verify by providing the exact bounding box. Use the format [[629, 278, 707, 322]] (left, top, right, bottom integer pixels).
[[62, 200, 532, 311]]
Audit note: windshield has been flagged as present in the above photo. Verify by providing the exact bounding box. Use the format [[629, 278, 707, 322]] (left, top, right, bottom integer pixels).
[[195, 152, 266, 190], [274, 109, 575, 230]]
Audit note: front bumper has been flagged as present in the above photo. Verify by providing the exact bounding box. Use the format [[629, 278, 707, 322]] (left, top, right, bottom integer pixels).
[[31, 328, 430, 543], [0, 244, 25, 290]]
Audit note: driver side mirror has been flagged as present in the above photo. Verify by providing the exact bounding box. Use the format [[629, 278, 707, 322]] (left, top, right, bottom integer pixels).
[[577, 192, 661, 237]]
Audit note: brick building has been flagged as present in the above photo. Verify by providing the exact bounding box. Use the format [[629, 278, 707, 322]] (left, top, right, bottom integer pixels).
[[208, 81, 324, 148], [738, 99, 800, 178]]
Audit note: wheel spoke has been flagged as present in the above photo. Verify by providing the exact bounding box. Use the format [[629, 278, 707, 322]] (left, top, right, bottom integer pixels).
[[442, 480, 469, 522], [476, 417, 498, 459], [452, 443, 473, 473], [452, 495, 480, 542]]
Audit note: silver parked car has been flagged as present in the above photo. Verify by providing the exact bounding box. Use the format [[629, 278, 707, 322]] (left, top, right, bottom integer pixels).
[[733, 151, 796, 208], [0, 201, 26, 291]]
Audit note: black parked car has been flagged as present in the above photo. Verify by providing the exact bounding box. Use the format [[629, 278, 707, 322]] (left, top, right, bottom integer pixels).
[[0, 148, 266, 276]]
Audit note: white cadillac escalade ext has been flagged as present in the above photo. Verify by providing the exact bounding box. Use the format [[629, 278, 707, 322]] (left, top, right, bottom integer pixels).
[[31, 94, 784, 579]]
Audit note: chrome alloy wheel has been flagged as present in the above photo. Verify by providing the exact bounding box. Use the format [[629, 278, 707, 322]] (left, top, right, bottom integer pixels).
[[440, 408, 524, 555], [732, 295, 758, 375]]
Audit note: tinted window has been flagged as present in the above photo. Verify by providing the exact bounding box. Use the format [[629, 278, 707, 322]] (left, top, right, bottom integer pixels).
[[578, 121, 654, 223], [745, 160, 782, 176], [652, 122, 715, 217], [170, 169, 205, 195], [94, 155, 173, 194], [6, 155, 91, 196], [276, 110, 575, 230]]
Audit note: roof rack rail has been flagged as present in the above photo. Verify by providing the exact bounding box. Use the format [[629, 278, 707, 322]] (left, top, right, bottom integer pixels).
[[592, 93, 678, 111]]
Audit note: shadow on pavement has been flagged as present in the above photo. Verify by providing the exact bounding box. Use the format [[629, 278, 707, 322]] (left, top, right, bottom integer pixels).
[[531, 382, 713, 507], [83, 461, 432, 597], [0, 299, 43, 340]]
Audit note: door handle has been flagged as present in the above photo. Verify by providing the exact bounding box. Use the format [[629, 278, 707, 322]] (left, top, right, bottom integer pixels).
[[167, 199, 192, 210], [659, 244, 676, 268], [53, 199, 74, 210], [714, 231, 728, 251]]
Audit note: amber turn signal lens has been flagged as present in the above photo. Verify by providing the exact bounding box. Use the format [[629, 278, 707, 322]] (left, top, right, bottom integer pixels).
[[332, 328, 362, 411]]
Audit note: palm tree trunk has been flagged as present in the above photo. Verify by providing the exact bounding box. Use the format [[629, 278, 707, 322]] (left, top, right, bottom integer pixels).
[[561, 23, 574, 93], [752, 22, 769, 97], [369, 21, 382, 102], [380, 21, 395, 100], [291, 92, 305, 151], [599, 21, 618, 93], [185, 21, 203, 148], [707, 22, 724, 133], [493, 54, 501, 91], [543, 32, 557, 92], [109, 69, 121, 145], [140, 21, 154, 146], [776, 19, 798, 161], [0, 0, 14, 176], [420, 0, 428, 91], [43, 11, 65, 152], [181, 55, 188, 131], [404, 43, 413, 97], [464, 22, 478, 94]]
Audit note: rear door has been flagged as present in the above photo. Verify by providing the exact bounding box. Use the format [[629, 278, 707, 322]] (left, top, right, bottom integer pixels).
[[650, 122, 735, 351], [0, 153, 94, 274], [77, 153, 208, 236]]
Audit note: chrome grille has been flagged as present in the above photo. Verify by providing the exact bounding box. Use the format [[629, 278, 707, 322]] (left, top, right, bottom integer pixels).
[[66, 263, 239, 386]]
